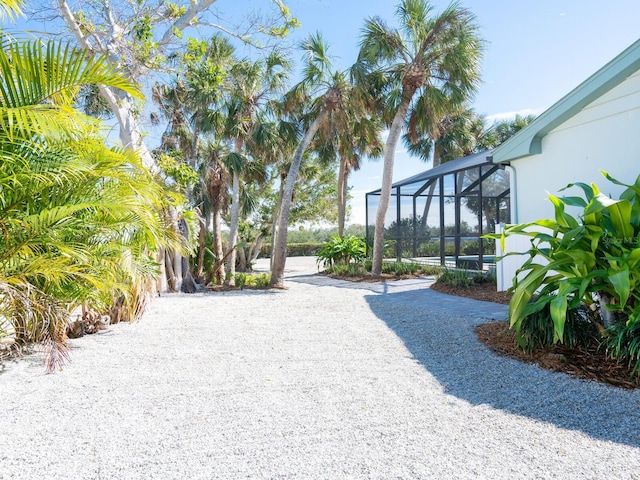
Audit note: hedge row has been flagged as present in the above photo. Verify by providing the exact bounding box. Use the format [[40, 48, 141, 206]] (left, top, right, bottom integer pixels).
[[258, 242, 323, 258]]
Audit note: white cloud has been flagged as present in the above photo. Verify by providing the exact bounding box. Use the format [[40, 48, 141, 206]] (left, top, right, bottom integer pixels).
[[485, 108, 544, 124]]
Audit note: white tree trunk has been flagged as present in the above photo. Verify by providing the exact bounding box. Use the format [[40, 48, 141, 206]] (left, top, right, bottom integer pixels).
[[250, 235, 264, 264], [226, 169, 241, 285], [212, 204, 226, 284], [269, 175, 287, 270], [270, 108, 330, 287], [337, 156, 347, 237], [371, 99, 412, 275], [270, 173, 285, 269]]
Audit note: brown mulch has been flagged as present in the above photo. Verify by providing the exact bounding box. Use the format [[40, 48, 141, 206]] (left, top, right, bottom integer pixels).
[[323, 272, 424, 283], [430, 280, 513, 305], [475, 321, 639, 389], [430, 281, 639, 389]]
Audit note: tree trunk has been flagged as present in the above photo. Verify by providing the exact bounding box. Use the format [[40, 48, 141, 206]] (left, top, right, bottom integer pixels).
[[173, 248, 183, 292], [249, 235, 264, 264], [270, 109, 331, 287], [270, 172, 286, 269], [337, 156, 347, 237], [226, 138, 243, 285], [156, 247, 168, 293], [178, 218, 198, 293], [196, 213, 206, 284], [187, 124, 201, 203], [371, 98, 412, 275], [238, 246, 247, 272], [165, 248, 177, 291], [212, 203, 226, 284], [598, 292, 623, 328]]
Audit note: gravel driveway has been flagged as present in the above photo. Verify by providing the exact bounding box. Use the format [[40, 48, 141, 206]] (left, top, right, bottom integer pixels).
[[1, 257, 639, 479]]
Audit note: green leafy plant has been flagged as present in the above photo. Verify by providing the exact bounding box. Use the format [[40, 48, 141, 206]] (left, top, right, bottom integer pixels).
[[605, 321, 640, 378], [316, 235, 366, 268], [421, 265, 445, 276], [232, 272, 271, 289], [436, 268, 476, 288], [517, 298, 601, 353], [380, 261, 421, 275], [492, 170, 640, 347], [326, 263, 368, 276], [248, 273, 271, 288]]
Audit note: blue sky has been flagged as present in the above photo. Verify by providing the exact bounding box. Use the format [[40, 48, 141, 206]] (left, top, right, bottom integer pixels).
[[280, 0, 640, 225], [222, 0, 640, 224], [9, 0, 640, 225]]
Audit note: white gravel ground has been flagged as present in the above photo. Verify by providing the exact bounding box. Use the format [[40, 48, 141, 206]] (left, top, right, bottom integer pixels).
[[1, 256, 640, 479]]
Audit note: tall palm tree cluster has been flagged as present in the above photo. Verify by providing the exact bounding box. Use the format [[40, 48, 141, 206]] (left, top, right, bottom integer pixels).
[[1, 0, 521, 365]]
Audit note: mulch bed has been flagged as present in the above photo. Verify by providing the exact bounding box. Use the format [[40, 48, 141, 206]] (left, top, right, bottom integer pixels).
[[475, 321, 639, 389], [431, 281, 640, 389], [430, 280, 513, 305], [323, 272, 425, 283]]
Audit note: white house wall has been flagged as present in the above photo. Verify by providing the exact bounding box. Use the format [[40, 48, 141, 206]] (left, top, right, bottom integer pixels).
[[498, 71, 640, 291], [513, 70, 640, 223]]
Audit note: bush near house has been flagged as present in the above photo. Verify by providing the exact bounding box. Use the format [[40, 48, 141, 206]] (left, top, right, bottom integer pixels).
[[492, 171, 640, 376], [316, 235, 366, 268]]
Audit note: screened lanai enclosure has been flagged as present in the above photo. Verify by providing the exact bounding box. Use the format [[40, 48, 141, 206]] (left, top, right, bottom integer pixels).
[[365, 150, 510, 270]]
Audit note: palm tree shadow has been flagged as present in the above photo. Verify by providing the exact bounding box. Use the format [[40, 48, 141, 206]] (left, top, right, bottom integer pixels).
[[364, 288, 640, 449]]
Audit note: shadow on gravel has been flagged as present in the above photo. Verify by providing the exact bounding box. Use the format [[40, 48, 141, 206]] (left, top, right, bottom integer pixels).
[[365, 288, 640, 449]]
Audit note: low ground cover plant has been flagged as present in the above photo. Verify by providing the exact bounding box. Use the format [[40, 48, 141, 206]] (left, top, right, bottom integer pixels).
[[232, 272, 271, 289]]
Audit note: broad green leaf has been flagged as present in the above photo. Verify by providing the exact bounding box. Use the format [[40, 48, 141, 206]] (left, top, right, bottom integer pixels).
[[560, 196, 588, 208], [549, 195, 579, 229], [550, 286, 569, 343], [562, 181, 595, 202], [608, 266, 630, 307]]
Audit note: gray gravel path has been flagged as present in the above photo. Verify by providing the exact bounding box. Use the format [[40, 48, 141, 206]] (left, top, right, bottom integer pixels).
[[1, 257, 640, 479]]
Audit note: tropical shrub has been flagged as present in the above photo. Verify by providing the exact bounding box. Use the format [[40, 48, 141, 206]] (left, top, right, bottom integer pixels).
[[605, 321, 640, 377], [493, 171, 640, 353], [516, 299, 600, 353], [316, 235, 366, 268], [0, 39, 182, 370], [327, 263, 368, 276]]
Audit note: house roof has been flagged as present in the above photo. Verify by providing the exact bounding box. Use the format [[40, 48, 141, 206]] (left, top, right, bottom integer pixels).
[[492, 38, 640, 164], [366, 149, 494, 195]]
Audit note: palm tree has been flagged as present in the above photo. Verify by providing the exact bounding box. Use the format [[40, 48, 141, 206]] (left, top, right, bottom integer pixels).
[[354, 0, 483, 275], [222, 51, 291, 285], [316, 114, 383, 237], [151, 35, 236, 290], [0, 0, 21, 19], [0, 38, 180, 370], [203, 141, 231, 284], [250, 118, 300, 269], [269, 33, 347, 287]]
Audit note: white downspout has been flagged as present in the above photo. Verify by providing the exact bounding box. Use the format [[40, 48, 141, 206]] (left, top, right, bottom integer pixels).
[[505, 164, 517, 224]]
